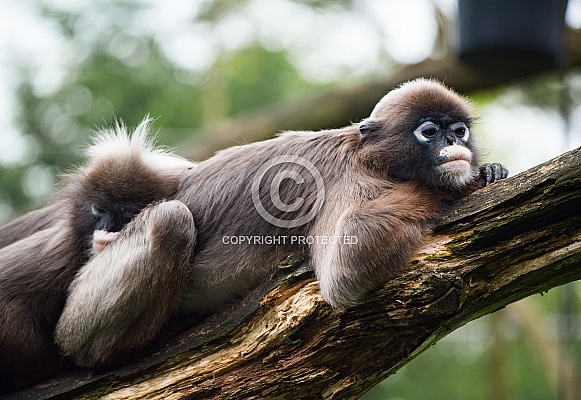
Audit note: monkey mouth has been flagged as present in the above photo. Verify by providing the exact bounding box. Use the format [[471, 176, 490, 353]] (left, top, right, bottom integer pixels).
[[438, 157, 471, 169], [437, 145, 473, 172], [436, 156, 472, 178], [93, 230, 121, 253]]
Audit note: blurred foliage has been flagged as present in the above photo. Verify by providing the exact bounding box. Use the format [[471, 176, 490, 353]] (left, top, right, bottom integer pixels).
[[1, 2, 317, 216], [197, 0, 355, 20], [220, 44, 315, 115], [362, 286, 578, 400], [361, 330, 554, 400]]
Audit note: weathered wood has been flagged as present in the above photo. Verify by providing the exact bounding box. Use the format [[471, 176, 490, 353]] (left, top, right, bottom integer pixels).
[[4, 145, 580, 399]]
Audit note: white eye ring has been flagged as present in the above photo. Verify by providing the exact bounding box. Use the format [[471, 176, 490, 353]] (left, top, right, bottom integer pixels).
[[450, 122, 470, 141], [414, 121, 439, 143]]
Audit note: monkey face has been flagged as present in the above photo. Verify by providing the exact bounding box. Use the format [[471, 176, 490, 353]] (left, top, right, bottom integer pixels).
[[69, 195, 145, 255], [358, 79, 479, 189], [411, 118, 476, 187], [89, 204, 133, 253], [70, 157, 180, 255]]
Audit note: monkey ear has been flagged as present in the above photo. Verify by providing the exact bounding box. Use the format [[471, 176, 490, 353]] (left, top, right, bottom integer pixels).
[[358, 118, 381, 142]]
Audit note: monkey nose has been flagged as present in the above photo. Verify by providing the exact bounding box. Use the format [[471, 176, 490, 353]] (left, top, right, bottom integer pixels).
[[444, 133, 457, 146]]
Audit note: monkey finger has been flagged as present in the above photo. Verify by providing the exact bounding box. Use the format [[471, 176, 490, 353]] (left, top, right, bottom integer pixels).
[[490, 163, 509, 183], [480, 163, 493, 186], [500, 164, 509, 179], [491, 163, 503, 183]]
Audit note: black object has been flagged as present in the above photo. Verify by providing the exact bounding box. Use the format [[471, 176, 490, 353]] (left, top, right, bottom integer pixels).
[[457, 0, 569, 72]]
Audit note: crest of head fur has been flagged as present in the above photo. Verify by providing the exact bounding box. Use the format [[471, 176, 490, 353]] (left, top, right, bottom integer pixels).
[[84, 117, 196, 179]]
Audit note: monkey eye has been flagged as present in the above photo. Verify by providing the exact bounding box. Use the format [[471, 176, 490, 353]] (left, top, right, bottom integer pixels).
[[414, 121, 439, 143], [450, 122, 470, 141], [422, 126, 437, 137]]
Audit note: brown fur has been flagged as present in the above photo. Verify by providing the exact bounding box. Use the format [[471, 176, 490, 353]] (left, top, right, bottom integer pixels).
[[0, 203, 63, 249], [0, 222, 78, 390], [54, 79, 507, 372], [0, 122, 193, 392], [55, 201, 195, 368]]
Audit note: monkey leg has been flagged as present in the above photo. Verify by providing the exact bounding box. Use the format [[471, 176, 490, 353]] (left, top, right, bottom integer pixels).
[[313, 182, 444, 308], [55, 200, 196, 368]]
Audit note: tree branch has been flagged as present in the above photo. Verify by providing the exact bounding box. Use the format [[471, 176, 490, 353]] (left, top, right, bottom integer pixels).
[[6, 145, 581, 399], [178, 28, 581, 161]]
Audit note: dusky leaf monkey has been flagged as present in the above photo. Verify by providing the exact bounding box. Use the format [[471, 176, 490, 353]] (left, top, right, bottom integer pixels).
[[0, 120, 195, 391]]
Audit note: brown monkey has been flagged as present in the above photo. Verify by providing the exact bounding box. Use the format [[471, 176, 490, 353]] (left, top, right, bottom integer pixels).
[[0, 120, 195, 392], [55, 79, 508, 370]]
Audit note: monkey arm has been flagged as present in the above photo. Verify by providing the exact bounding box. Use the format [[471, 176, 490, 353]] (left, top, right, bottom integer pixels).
[[0, 202, 64, 249], [0, 222, 77, 389], [313, 182, 445, 308], [54, 200, 196, 368]]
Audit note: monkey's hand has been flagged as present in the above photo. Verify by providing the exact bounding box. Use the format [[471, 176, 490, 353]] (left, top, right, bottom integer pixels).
[[463, 162, 508, 193], [479, 163, 509, 187], [55, 200, 196, 368]]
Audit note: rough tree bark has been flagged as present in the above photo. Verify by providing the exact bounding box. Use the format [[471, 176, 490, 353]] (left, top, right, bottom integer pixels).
[[5, 145, 581, 399]]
